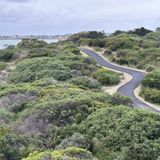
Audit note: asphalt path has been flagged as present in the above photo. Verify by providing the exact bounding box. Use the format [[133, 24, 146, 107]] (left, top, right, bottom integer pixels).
[[80, 48, 159, 112]]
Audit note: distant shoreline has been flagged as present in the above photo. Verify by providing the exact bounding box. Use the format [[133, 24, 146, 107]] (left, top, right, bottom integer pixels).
[[0, 38, 59, 40], [0, 34, 69, 41], [0, 38, 59, 49]]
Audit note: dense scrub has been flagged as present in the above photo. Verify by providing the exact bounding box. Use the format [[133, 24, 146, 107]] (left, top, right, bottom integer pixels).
[[0, 62, 8, 70], [93, 68, 120, 85], [23, 147, 97, 160], [141, 70, 160, 104], [0, 48, 15, 62], [68, 29, 160, 105], [80, 107, 160, 160], [0, 34, 160, 160], [69, 29, 160, 70]]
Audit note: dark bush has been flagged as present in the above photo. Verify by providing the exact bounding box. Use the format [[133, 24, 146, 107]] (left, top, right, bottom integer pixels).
[[142, 70, 160, 89], [0, 49, 15, 62]]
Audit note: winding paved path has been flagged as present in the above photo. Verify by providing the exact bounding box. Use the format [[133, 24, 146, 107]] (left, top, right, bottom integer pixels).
[[80, 48, 160, 112]]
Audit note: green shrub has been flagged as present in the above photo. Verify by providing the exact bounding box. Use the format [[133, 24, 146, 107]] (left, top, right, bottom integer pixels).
[[93, 68, 120, 85], [1, 31, 160, 160], [111, 48, 160, 69], [88, 39, 105, 48], [127, 27, 152, 36], [141, 69, 160, 104], [27, 48, 52, 58], [0, 132, 40, 160], [68, 31, 105, 42], [80, 107, 160, 160], [69, 76, 101, 89], [105, 33, 140, 51], [140, 87, 160, 104], [0, 49, 15, 62], [0, 62, 8, 70], [57, 133, 90, 150], [17, 39, 47, 49], [0, 109, 15, 124], [78, 38, 91, 46], [9, 57, 72, 83], [62, 44, 80, 55], [145, 31, 160, 42], [111, 93, 132, 106], [23, 147, 97, 160], [145, 65, 157, 72], [142, 70, 160, 89]]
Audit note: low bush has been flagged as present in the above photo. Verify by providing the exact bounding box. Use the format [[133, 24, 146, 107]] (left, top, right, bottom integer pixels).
[[140, 87, 160, 104], [80, 107, 160, 160], [142, 70, 160, 89], [0, 131, 40, 160], [111, 48, 160, 69], [105, 33, 140, 51], [56, 133, 90, 150], [88, 39, 105, 48], [93, 68, 120, 85], [0, 109, 15, 124], [0, 49, 15, 62], [141, 70, 160, 104], [9, 57, 72, 83], [1, 31, 160, 160], [0, 62, 8, 70], [62, 44, 81, 55], [69, 76, 101, 89], [27, 48, 57, 58], [68, 31, 105, 42], [111, 93, 133, 107], [17, 39, 47, 49], [23, 147, 97, 160]]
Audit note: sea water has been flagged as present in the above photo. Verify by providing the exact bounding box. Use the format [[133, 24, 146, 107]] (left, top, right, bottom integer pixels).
[[0, 39, 58, 49]]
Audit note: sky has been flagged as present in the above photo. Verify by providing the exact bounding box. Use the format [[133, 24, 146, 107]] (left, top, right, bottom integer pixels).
[[0, 0, 160, 35]]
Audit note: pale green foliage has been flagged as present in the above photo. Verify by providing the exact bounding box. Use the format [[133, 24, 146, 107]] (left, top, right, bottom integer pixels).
[[23, 147, 97, 160]]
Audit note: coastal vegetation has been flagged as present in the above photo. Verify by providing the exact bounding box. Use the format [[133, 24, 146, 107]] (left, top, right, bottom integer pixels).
[[68, 28, 160, 104], [141, 69, 160, 104], [0, 29, 160, 160]]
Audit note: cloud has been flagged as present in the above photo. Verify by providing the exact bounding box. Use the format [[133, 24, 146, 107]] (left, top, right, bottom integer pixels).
[[0, 0, 160, 35]]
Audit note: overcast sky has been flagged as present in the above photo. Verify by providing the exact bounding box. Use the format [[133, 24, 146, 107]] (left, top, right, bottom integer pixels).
[[0, 0, 160, 35]]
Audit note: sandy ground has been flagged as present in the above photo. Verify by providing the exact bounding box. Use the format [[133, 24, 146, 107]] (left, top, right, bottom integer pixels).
[[0, 70, 8, 84]]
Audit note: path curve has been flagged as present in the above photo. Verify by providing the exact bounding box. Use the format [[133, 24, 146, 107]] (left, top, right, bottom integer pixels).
[[80, 48, 160, 112]]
